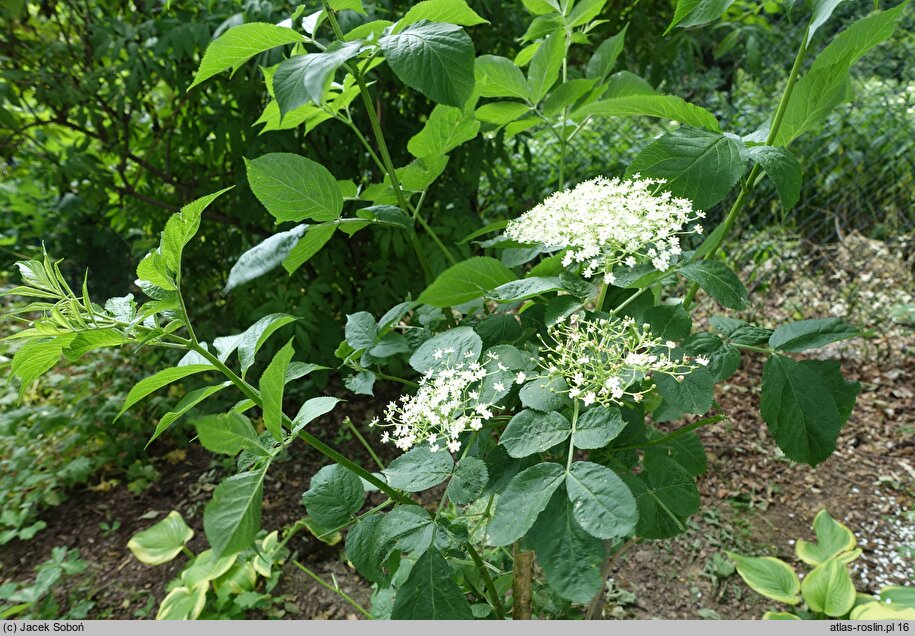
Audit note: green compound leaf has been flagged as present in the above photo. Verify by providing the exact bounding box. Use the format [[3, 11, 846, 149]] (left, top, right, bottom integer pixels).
[[127, 511, 194, 566], [446, 457, 489, 505], [727, 551, 801, 605], [391, 548, 474, 619], [417, 256, 516, 307], [626, 126, 748, 210], [379, 21, 475, 108], [487, 462, 565, 546], [301, 464, 366, 528], [382, 445, 455, 492], [768, 318, 858, 352], [528, 488, 605, 604], [236, 313, 298, 377], [760, 354, 845, 466], [246, 153, 343, 223], [519, 375, 570, 412], [801, 558, 856, 617], [500, 409, 571, 458], [204, 468, 266, 558], [527, 30, 564, 103], [189, 23, 305, 89]]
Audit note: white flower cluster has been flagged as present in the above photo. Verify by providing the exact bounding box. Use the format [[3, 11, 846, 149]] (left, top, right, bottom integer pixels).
[[374, 351, 516, 454], [505, 176, 704, 282], [539, 314, 705, 407]]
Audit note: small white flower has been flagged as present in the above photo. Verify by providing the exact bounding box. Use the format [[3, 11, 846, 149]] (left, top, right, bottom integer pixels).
[[494, 382, 505, 393], [447, 439, 461, 453], [432, 349, 444, 360], [515, 371, 526, 384], [695, 355, 710, 366], [583, 392, 596, 406]]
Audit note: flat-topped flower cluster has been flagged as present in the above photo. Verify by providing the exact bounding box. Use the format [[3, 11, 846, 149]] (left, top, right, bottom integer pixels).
[[539, 314, 706, 407], [374, 351, 515, 453], [505, 176, 704, 282]]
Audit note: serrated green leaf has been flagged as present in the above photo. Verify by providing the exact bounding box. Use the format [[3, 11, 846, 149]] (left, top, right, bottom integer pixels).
[[760, 354, 843, 466], [407, 104, 480, 157], [195, 412, 268, 456], [246, 153, 342, 223], [655, 368, 715, 415], [274, 42, 363, 116], [586, 26, 626, 81], [380, 21, 475, 107], [290, 396, 342, 436], [679, 261, 749, 309], [487, 462, 565, 546], [237, 313, 297, 377], [302, 464, 365, 528], [190, 23, 305, 89], [446, 457, 489, 504], [768, 318, 857, 352], [391, 548, 473, 619], [398, 0, 489, 30], [382, 445, 455, 492], [282, 224, 337, 273], [417, 256, 516, 307], [574, 406, 625, 449], [574, 94, 720, 131], [409, 326, 482, 373], [259, 339, 295, 441], [528, 488, 605, 603], [148, 382, 231, 447], [118, 365, 213, 419], [475, 55, 529, 100], [204, 468, 266, 557], [666, 0, 736, 34], [224, 225, 306, 292], [566, 461, 638, 540], [527, 30, 564, 103], [747, 145, 802, 210], [626, 126, 748, 210], [500, 409, 572, 458]]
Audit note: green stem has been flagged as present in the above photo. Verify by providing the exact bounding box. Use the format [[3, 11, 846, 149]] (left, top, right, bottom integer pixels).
[[293, 561, 374, 619], [375, 372, 419, 388], [566, 398, 579, 472], [189, 344, 413, 506], [175, 282, 198, 346], [682, 28, 809, 311], [345, 417, 386, 470], [467, 543, 506, 621], [610, 287, 650, 316], [415, 214, 457, 265], [320, 2, 437, 281], [612, 414, 725, 451], [181, 546, 195, 559]]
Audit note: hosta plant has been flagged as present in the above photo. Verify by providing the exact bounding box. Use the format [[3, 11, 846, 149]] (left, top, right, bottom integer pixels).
[[728, 510, 915, 620], [2, 0, 908, 621]]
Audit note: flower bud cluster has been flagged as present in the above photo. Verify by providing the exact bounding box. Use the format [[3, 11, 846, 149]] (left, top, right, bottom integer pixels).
[[504, 176, 704, 282], [539, 315, 705, 407]]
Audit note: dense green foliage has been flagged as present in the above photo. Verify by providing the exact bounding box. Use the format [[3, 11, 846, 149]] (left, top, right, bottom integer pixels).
[[0, 0, 911, 622]]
